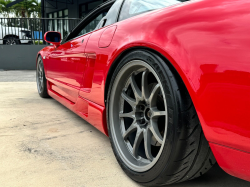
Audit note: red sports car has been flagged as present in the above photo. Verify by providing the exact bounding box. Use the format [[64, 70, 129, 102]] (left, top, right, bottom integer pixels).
[[36, 0, 250, 185]]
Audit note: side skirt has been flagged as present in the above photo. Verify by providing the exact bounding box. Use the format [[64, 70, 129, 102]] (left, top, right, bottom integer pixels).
[[210, 142, 250, 182], [47, 81, 108, 136]]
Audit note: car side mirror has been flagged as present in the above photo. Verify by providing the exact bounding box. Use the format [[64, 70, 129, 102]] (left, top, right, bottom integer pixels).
[[44, 31, 61, 48]]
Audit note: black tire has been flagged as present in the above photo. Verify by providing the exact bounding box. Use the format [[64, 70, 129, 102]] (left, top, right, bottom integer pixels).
[[3, 36, 20, 45], [36, 56, 50, 98], [106, 50, 216, 186]]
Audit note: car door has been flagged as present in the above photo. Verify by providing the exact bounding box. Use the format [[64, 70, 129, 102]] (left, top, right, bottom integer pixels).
[[78, 0, 124, 105], [46, 35, 89, 103], [46, 1, 115, 103], [46, 37, 90, 103]]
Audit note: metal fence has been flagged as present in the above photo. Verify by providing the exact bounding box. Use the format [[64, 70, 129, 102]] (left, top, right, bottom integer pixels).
[[0, 18, 81, 45]]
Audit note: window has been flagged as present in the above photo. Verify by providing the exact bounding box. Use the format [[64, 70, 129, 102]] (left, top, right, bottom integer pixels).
[[64, 10, 68, 18], [119, 0, 184, 21], [79, 0, 104, 18], [47, 9, 68, 19], [103, 0, 124, 27], [77, 10, 108, 37], [64, 1, 114, 42], [79, 4, 87, 18], [47, 9, 69, 38]]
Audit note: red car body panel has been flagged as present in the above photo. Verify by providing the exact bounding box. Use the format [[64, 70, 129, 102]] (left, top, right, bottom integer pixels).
[[210, 143, 250, 182], [37, 0, 250, 181]]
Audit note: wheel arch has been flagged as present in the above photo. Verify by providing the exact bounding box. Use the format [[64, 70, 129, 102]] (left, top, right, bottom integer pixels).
[[3, 34, 19, 39], [105, 46, 193, 106]]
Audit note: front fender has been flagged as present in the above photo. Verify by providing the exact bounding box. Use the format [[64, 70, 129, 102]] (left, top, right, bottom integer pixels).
[[36, 46, 54, 77]]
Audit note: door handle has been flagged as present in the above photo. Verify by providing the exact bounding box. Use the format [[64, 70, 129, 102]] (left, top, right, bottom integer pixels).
[[82, 39, 84, 43]]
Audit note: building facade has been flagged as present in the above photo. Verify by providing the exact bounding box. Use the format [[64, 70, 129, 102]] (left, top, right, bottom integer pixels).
[[42, 0, 107, 38], [43, 0, 107, 19]]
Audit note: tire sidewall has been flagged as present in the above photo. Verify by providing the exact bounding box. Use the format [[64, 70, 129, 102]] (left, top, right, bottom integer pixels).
[[36, 57, 48, 97]]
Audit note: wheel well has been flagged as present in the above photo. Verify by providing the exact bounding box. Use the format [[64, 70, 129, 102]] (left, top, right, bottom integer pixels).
[[3, 35, 19, 39], [104, 47, 189, 106]]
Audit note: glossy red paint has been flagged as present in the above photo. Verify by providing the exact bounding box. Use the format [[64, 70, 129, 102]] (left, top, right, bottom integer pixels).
[[46, 35, 91, 103], [98, 25, 117, 48], [44, 31, 61, 47], [47, 81, 107, 134], [38, 0, 250, 181], [210, 143, 250, 182]]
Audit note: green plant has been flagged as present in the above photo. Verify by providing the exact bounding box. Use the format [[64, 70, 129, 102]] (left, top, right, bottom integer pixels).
[[13, 0, 41, 18], [0, 0, 13, 18], [0, 0, 41, 18], [34, 40, 43, 45]]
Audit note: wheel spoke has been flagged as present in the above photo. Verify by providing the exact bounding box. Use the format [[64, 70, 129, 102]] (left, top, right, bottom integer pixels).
[[149, 120, 163, 144], [144, 128, 153, 161], [130, 73, 142, 102], [119, 110, 135, 119], [132, 128, 143, 157], [148, 84, 160, 107], [141, 70, 150, 101], [123, 121, 138, 140], [121, 91, 136, 108], [151, 108, 166, 119]]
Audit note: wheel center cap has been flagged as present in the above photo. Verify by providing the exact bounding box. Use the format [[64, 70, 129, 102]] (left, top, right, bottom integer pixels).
[[147, 110, 152, 118], [144, 108, 151, 121]]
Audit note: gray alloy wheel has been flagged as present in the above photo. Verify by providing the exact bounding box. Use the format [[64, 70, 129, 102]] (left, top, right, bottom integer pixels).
[[36, 57, 50, 98], [37, 60, 44, 93], [109, 60, 168, 172]]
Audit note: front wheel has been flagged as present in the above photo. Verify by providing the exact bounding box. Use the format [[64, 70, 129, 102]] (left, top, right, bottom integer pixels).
[[107, 50, 216, 186], [36, 56, 50, 98]]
